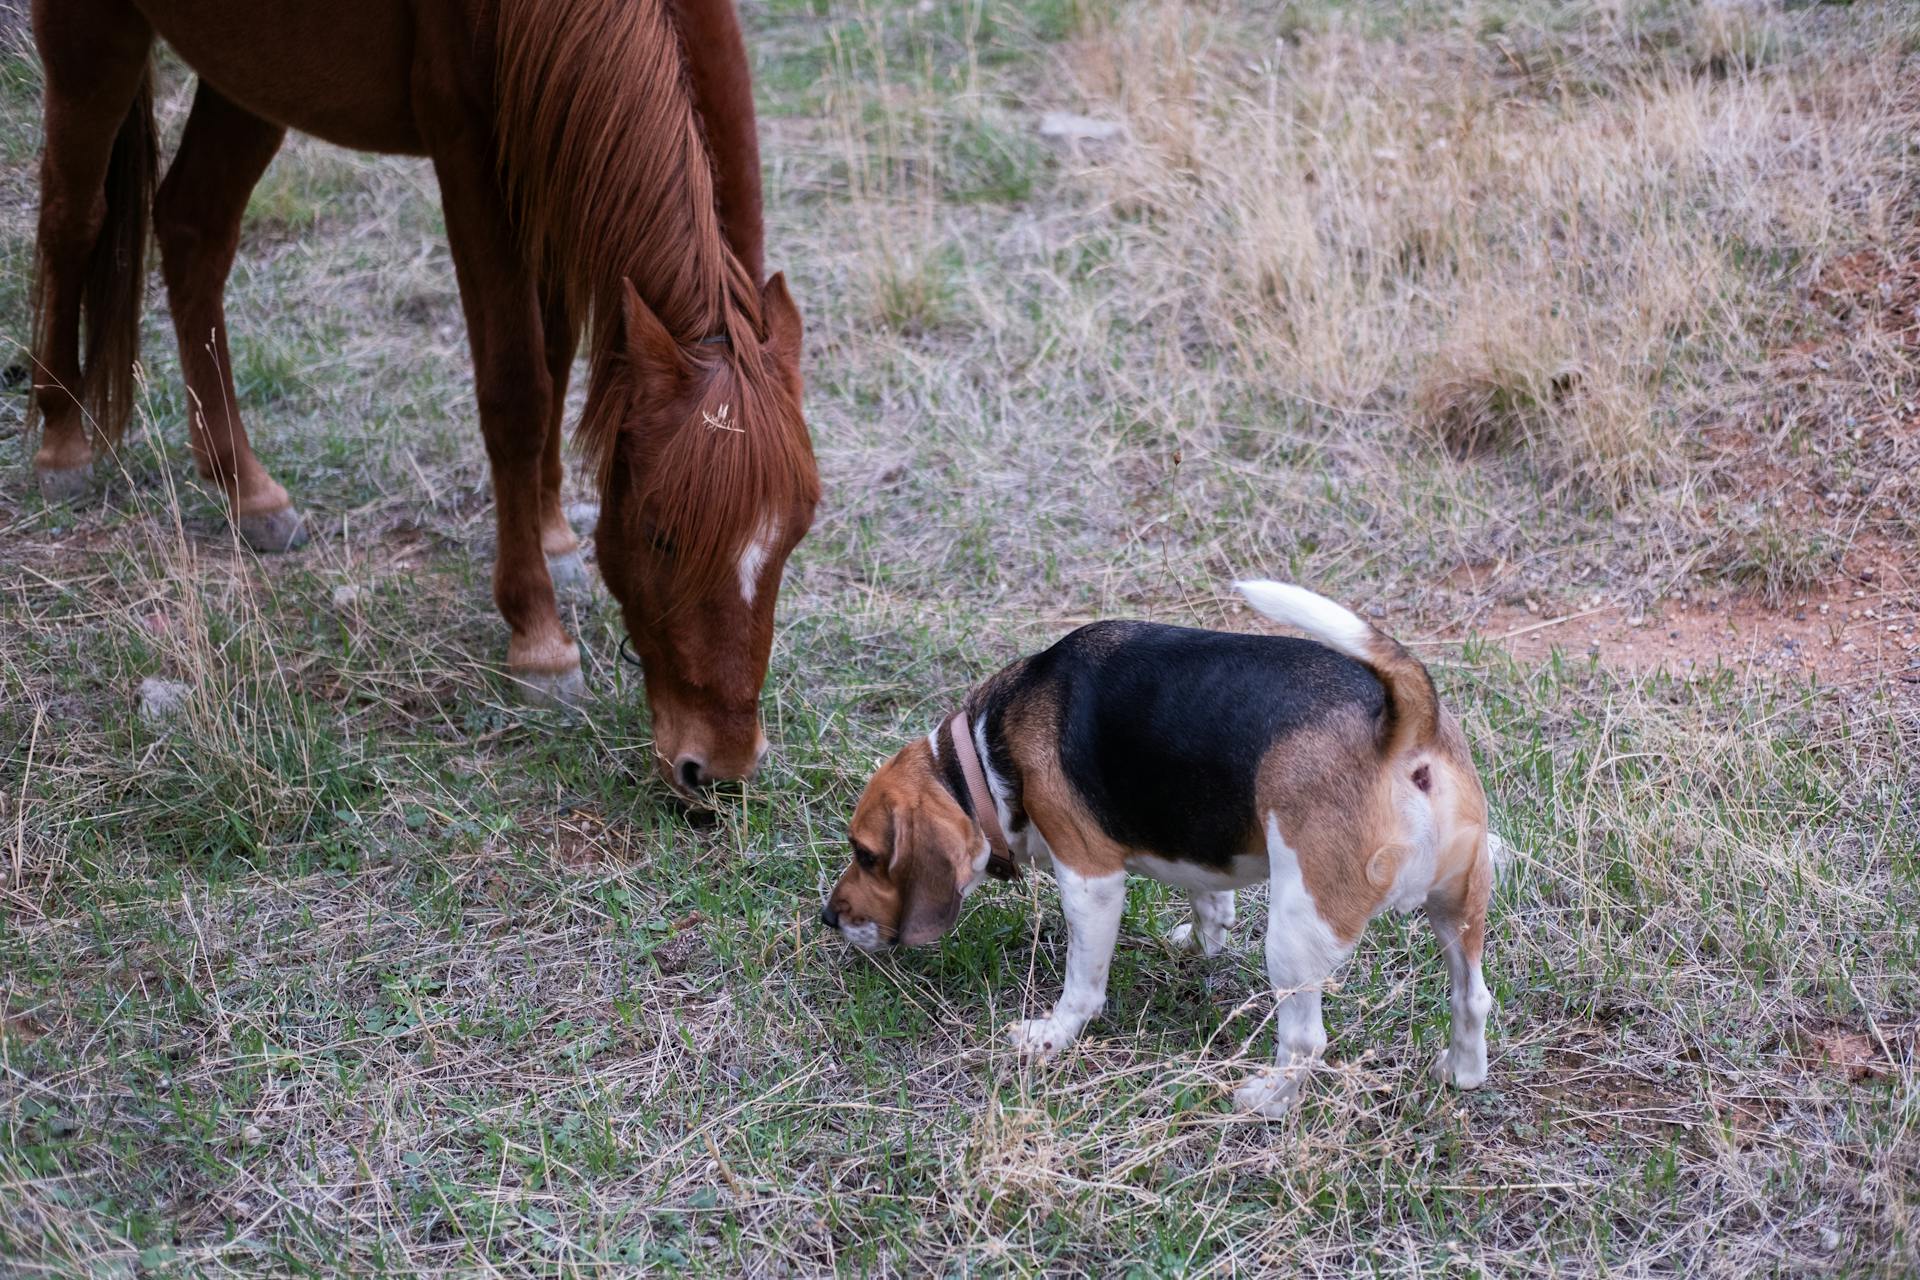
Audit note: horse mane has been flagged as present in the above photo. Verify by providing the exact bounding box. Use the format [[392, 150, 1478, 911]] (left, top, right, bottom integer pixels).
[[493, 0, 814, 595]]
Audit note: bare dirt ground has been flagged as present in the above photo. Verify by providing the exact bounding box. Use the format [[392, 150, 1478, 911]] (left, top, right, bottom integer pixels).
[[1449, 223, 1920, 697]]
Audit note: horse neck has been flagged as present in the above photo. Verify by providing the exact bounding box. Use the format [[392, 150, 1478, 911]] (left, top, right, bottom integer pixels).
[[492, 0, 751, 344]]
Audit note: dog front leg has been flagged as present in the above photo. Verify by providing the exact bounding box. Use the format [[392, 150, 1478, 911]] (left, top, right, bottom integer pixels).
[[1168, 890, 1236, 956], [1006, 861, 1126, 1057]]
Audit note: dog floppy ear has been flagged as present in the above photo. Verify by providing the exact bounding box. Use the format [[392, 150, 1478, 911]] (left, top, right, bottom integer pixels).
[[894, 803, 968, 947]]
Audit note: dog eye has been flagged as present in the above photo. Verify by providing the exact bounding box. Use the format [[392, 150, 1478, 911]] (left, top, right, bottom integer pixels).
[[853, 846, 877, 872]]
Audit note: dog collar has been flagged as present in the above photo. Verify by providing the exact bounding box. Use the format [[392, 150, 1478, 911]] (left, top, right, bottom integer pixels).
[[947, 711, 1020, 881]]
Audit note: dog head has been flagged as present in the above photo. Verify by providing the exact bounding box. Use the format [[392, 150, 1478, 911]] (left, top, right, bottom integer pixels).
[[823, 738, 986, 951]]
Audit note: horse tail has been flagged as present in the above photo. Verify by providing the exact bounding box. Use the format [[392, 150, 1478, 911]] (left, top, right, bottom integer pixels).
[[35, 62, 157, 446]]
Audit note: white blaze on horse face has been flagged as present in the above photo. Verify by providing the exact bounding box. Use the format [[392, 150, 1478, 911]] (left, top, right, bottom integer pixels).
[[737, 520, 779, 607]]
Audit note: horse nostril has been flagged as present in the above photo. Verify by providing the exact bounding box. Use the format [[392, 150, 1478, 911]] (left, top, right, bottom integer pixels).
[[820, 903, 840, 929], [676, 755, 711, 792]]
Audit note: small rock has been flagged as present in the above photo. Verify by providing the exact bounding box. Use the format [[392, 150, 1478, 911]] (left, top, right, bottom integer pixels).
[[137, 678, 192, 723], [241, 1123, 264, 1146], [1038, 111, 1125, 144], [564, 500, 601, 537], [1819, 1228, 1842, 1252], [330, 584, 361, 609]]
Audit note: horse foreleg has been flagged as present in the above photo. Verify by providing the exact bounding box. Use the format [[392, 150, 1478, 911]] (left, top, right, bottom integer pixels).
[[425, 119, 581, 707], [153, 82, 303, 551]]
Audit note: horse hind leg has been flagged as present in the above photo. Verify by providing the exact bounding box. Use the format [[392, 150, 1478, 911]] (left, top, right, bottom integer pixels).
[[27, 0, 155, 499], [153, 83, 305, 551]]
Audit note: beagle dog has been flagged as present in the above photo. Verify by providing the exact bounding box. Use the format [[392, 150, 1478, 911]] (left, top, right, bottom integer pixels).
[[822, 581, 1501, 1117]]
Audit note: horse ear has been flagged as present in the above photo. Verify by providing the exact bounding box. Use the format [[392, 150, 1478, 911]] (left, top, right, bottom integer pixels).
[[760, 272, 803, 366], [622, 278, 692, 389]]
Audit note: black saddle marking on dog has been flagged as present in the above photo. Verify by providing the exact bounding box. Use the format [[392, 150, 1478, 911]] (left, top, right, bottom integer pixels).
[[1032, 621, 1386, 870]]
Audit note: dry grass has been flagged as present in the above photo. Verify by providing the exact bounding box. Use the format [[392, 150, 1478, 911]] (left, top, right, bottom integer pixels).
[[4, 0, 1919, 1275], [1062, 0, 1911, 504]]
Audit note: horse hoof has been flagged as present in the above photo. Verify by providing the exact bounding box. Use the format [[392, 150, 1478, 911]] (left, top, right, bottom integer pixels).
[[235, 505, 308, 552], [513, 664, 587, 710], [35, 464, 92, 503], [546, 549, 594, 590]]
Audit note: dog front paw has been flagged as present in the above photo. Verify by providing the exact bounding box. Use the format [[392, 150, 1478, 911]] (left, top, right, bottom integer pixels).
[[1233, 1069, 1302, 1119], [1005, 1018, 1077, 1058], [1431, 1045, 1488, 1090], [1167, 921, 1231, 957]]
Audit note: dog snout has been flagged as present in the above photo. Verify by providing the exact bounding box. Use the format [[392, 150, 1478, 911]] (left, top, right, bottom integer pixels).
[[820, 902, 840, 929]]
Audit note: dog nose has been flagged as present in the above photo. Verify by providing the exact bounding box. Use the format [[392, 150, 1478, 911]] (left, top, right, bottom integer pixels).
[[820, 903, 840, 929], [675, 754, 712, 792]]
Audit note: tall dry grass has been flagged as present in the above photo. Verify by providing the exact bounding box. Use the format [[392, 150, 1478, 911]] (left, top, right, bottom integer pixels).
[[1062, 0, 1912, 502]]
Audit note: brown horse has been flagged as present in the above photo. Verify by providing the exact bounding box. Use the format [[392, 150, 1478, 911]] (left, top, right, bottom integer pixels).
[[25, 0, 820, 794]]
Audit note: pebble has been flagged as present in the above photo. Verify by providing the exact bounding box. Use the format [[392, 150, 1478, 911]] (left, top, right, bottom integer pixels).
[[564, 500, 601, 537], [330, 584, 361, 609], [1038, 111, 1126, 143], [137, 678, 192, 723]]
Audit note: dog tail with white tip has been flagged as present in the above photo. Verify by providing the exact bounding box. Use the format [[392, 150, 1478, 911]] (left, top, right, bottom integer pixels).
[[1234, 580, 1439, 761]]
